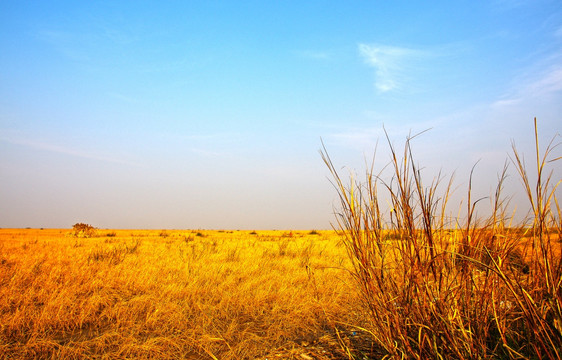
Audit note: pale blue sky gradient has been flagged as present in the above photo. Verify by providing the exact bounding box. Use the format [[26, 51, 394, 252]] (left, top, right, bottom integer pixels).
[[1, 1, 561, 229]]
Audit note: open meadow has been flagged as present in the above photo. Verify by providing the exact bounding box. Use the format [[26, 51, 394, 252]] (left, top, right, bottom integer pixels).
[[0, 228, 367, 359], [1, 222, 561, 359]]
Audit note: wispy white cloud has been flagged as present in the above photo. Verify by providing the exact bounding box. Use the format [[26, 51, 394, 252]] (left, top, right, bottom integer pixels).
[[358, 44, 425, 93], [491, 98, 522, 109], [491, 54, 562, 109], [527, 67, 562, 95], [0, 134, 139, 166]]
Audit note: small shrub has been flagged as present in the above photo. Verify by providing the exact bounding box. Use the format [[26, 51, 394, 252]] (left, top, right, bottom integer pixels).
[[69, 223, 97, 238]]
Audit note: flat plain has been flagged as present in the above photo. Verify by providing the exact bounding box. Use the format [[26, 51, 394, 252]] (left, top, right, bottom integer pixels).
[[0, 228, 366, 359]]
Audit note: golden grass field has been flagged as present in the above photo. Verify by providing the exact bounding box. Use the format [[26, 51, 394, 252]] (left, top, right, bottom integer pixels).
[[2, 226, 559, 359], [1, 228, 371, 360]]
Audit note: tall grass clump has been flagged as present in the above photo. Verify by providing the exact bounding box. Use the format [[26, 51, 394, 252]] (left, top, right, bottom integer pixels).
[[321, 118, 561, 359]]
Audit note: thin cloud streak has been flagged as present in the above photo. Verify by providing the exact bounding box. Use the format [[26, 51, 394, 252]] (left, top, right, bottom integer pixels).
[[492, 58, 562, 108], [0, 135, 139, 166], [527, 67, 562, 96], [358, 44, 425, 93]]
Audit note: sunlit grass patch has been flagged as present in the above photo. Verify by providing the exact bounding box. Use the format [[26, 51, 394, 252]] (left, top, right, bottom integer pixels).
[[0, 228, 357, 359]]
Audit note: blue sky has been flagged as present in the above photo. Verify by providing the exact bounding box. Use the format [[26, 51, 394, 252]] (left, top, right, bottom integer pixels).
[[1, 1, 561, 229]]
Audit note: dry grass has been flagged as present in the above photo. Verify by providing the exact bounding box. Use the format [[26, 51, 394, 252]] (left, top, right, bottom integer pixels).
[[0, 229, 365, 359]]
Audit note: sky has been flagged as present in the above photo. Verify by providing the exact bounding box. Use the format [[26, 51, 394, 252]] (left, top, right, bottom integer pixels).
[[1, 1, 561, 230]]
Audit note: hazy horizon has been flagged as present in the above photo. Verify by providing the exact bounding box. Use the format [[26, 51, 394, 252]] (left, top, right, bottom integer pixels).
[[1, 1, 561, 230]]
